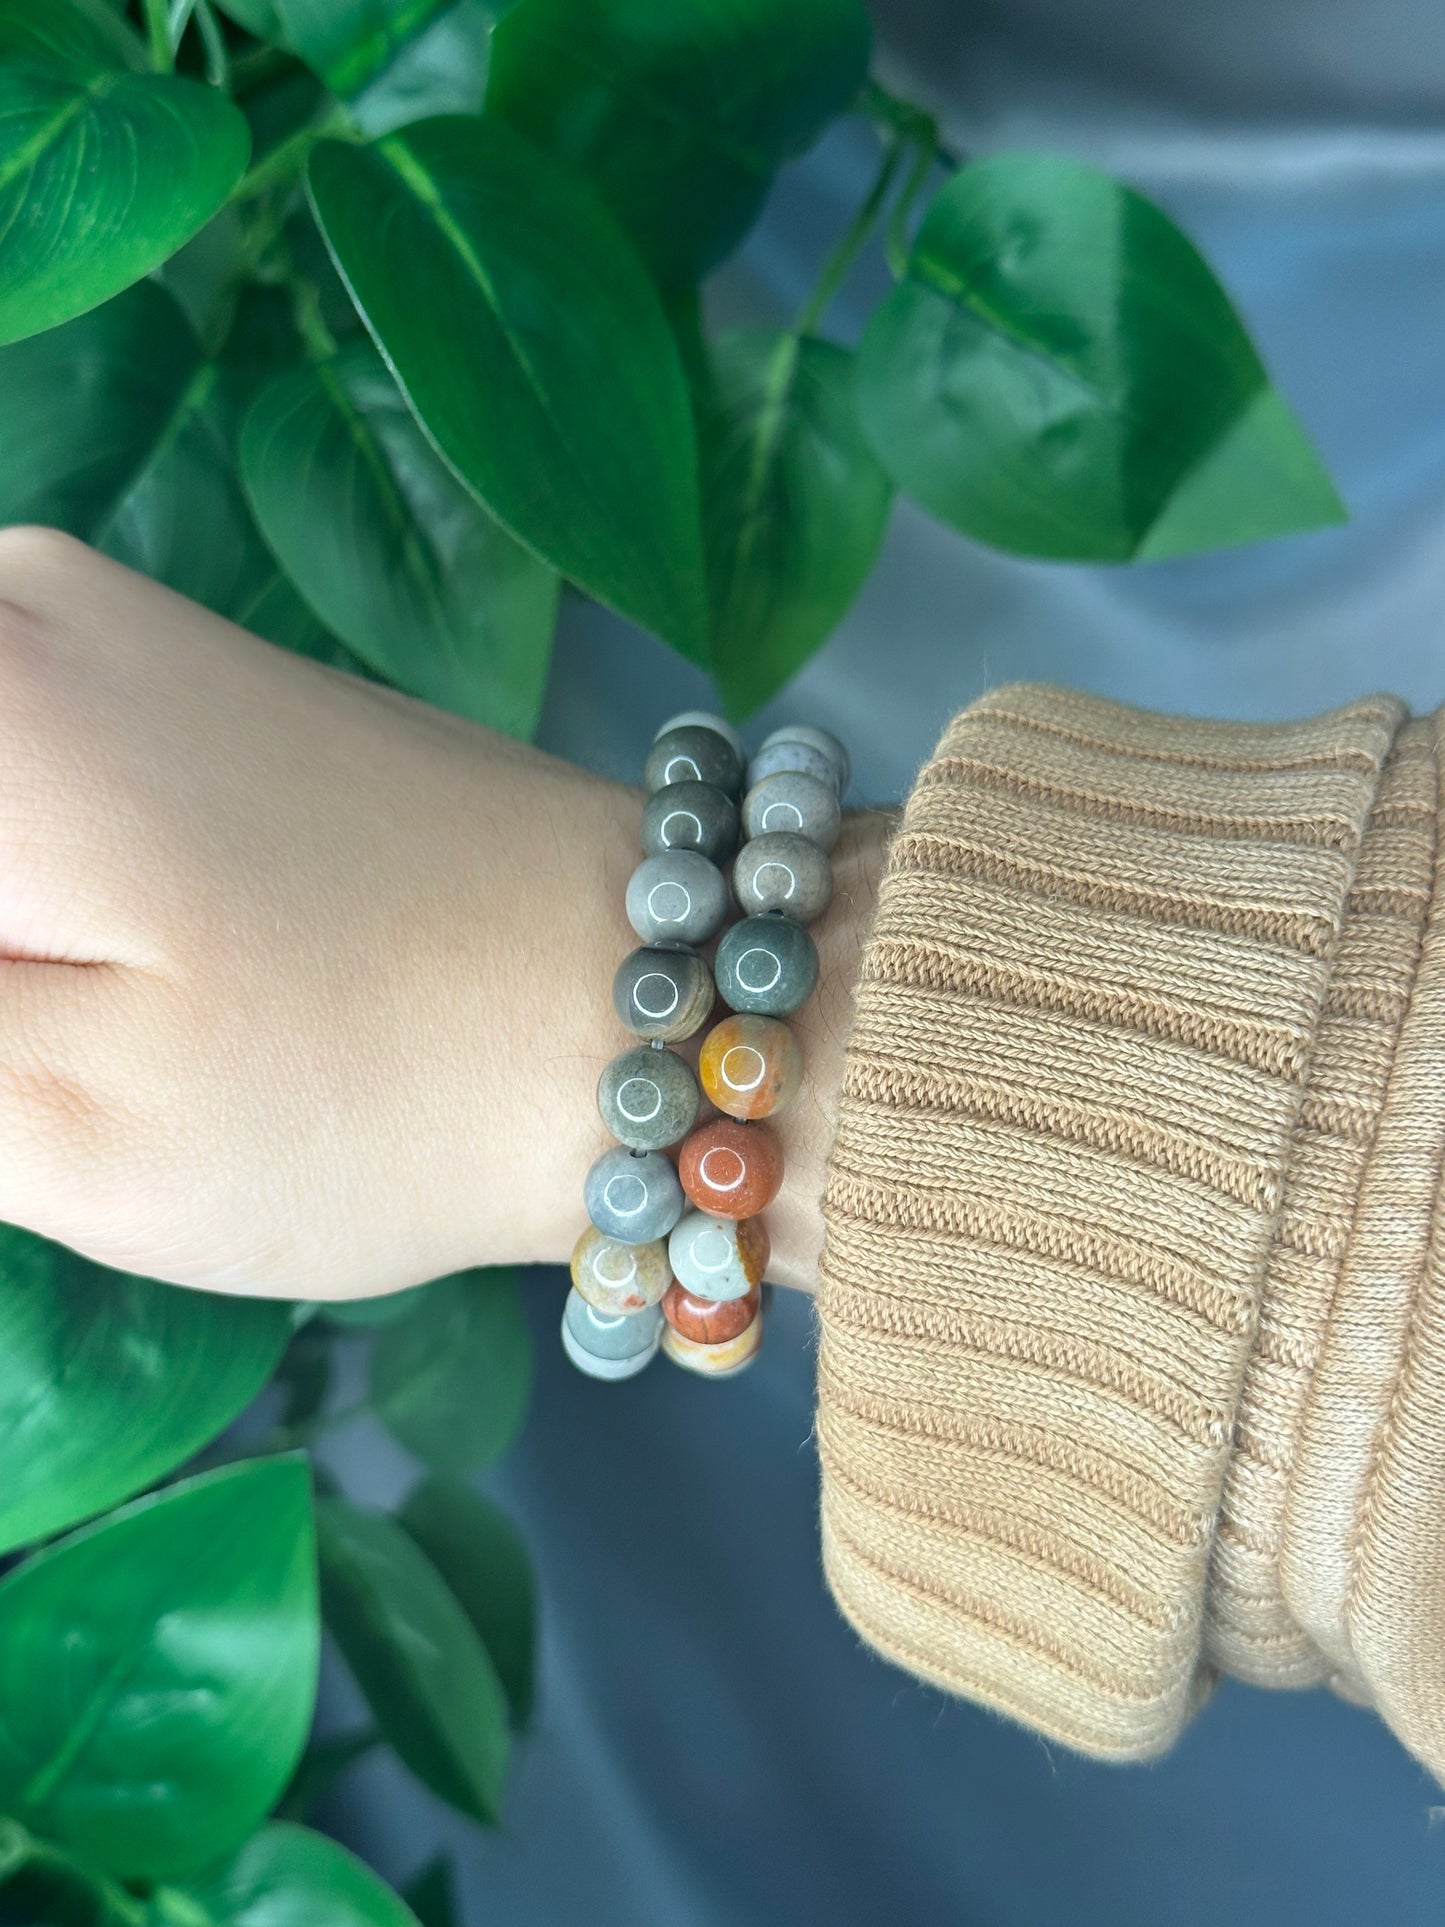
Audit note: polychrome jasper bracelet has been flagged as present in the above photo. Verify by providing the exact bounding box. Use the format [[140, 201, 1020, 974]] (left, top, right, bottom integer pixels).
[[562, 710, 848, 1383]]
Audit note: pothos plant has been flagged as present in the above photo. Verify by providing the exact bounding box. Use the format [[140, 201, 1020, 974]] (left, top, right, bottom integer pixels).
[[0, 0, 1343, 1919]]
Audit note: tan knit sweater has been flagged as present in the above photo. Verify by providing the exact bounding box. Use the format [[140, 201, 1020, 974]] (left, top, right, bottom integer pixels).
[[818, 685, 1445, 1782]]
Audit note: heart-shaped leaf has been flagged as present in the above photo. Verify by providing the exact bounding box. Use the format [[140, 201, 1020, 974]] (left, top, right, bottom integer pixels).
[[241, 340, 559, 738], [487, 0, 872, 285], [178, 1823, 420, 1927], [400, 1477, 536, 1730], [370, 1270, 531, 1475], [702, 328, 891, 717], [307, 117, 707, 657], [318, 1498, 510, 1824], [0, 1, 250, 345], [856, 152, 1346, 561], [0, 1458, 317, 1880], [0, 1224, 291, 1553]]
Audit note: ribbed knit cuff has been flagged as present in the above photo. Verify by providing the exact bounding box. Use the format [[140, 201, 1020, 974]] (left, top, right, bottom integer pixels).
[[817, 685, 1416, 1762]]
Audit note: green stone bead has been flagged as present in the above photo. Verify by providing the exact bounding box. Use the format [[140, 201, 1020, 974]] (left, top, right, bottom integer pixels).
[[613, 946, 715, 1042], [597, 1046, 700, 1150], [640, 781, 739, 865], [644, 724, 743, 797], [714, 915, 819, 1017]]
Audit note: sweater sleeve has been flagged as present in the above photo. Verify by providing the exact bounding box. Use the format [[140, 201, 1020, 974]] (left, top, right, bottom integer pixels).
[[817, 684, 1445, 1780]]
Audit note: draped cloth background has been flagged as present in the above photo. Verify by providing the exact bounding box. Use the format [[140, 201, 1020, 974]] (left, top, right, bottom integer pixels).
[[331, 4, 1445, 1920]]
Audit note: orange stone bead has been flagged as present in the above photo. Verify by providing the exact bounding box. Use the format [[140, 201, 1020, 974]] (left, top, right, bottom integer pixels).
[[698, 1014, 801, 1121], [662, 1279, 760, 1345], [678, 1118, 783, 1219]]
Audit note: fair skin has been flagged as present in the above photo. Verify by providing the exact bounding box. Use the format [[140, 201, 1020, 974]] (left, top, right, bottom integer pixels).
[[0, 526, 888, 1303]]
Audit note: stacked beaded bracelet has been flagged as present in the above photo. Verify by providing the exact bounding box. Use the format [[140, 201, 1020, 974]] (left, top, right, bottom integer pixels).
[[562, 709, 848, 1383]]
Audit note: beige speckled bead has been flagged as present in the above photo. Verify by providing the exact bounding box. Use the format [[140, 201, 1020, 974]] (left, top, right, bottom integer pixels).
[[570, 1225, 672, 1315]]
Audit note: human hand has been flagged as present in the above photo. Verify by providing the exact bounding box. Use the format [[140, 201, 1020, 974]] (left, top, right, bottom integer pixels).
[[0, 529, 883, 1301]]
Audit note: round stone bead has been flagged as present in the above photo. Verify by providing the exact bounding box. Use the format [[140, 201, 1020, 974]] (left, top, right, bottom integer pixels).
[[640, 781, 739, 866], [644, 725, 743, 798], [562, 1291, 662, 1381], [662, 1278, 761, 1345], [667, 1209, 769, 1301], [678, 1117, 783, 1219], [661, 1315, 763, 1378], [732, 832, 832, 924], [570, 1224, 672, 1313], [714, 914, 819, 1017], [742, 770, 840, 851], [653, 709, 746, 767], [759, 723, 849, 799], [583, 1147, 684, 1245], [625, 850, 728, 946], [597, 1046, 699, 1151], [613, 946, 714, 1042], [746, 738, 837, 796], [699, 1014, 802, 1121]]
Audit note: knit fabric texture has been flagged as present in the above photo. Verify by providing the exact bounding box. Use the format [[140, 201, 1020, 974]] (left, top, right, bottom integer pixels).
[[817, 685, 1445, 1778]]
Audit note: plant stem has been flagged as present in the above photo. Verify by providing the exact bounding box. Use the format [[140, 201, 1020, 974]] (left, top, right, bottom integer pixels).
[[860, 76, 963, 171], [885, 132, 937, 278], [231, 105, 356, 206], [142, 0, 174, 71], [795, 132, 904, 337], [192, 0, 231, 90], [229, 43, 299, 93], [0, 1818, 147, 1927]]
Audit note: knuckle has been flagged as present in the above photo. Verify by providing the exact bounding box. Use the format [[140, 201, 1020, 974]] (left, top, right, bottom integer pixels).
[[0, 523, 92, 576]]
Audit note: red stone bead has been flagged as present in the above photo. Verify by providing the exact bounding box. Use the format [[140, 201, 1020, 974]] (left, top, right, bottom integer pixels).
[[677, 1118, 783, 1219], [661, 1279, 761, 1345]]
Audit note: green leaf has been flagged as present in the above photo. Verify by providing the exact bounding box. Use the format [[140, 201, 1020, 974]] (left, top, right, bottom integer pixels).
[[0, 1459, 318, 1881], [307, 117, 707, 656], [702, 328, 891, 717], [318, 1498, 510, 1824], [370, 1269, 531, 1476], [402, 1856, 457, 1927], [0, 280, 364, 671], [0, 1224, 291, 1552], [0, 4, 251, 346], [487, 0, 872, 285], [400, 1478, 536, 1730], [855, 153, 1346, 562], [349, 0, 503, 138], [248, 0, 455, 97], [241, 339, 559, 738], [179, 1823, 421, 1927]]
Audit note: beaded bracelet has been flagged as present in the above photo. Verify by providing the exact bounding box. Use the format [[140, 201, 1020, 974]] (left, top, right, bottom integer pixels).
[[562, 709, 848, 1384]]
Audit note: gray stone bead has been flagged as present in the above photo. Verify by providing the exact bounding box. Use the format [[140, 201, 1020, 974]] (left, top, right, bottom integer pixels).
[[644, 724, 743, 797], [759, 724, 849, 800], [564, 1288, 663, 1361], [640, 781, 739, 866], [741, 770, 840, 851], [731, 831, 832, 924], [746, 739, 837, 796], [714, 915, 819, 1017], [597, 1045, 700, 1150], [584, 1146, 684, 1245], [626, 850, 728, 946], [613, 946, 714, 1042], [653, 709, 746, 766], [562, 1287, 666, 1379]]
